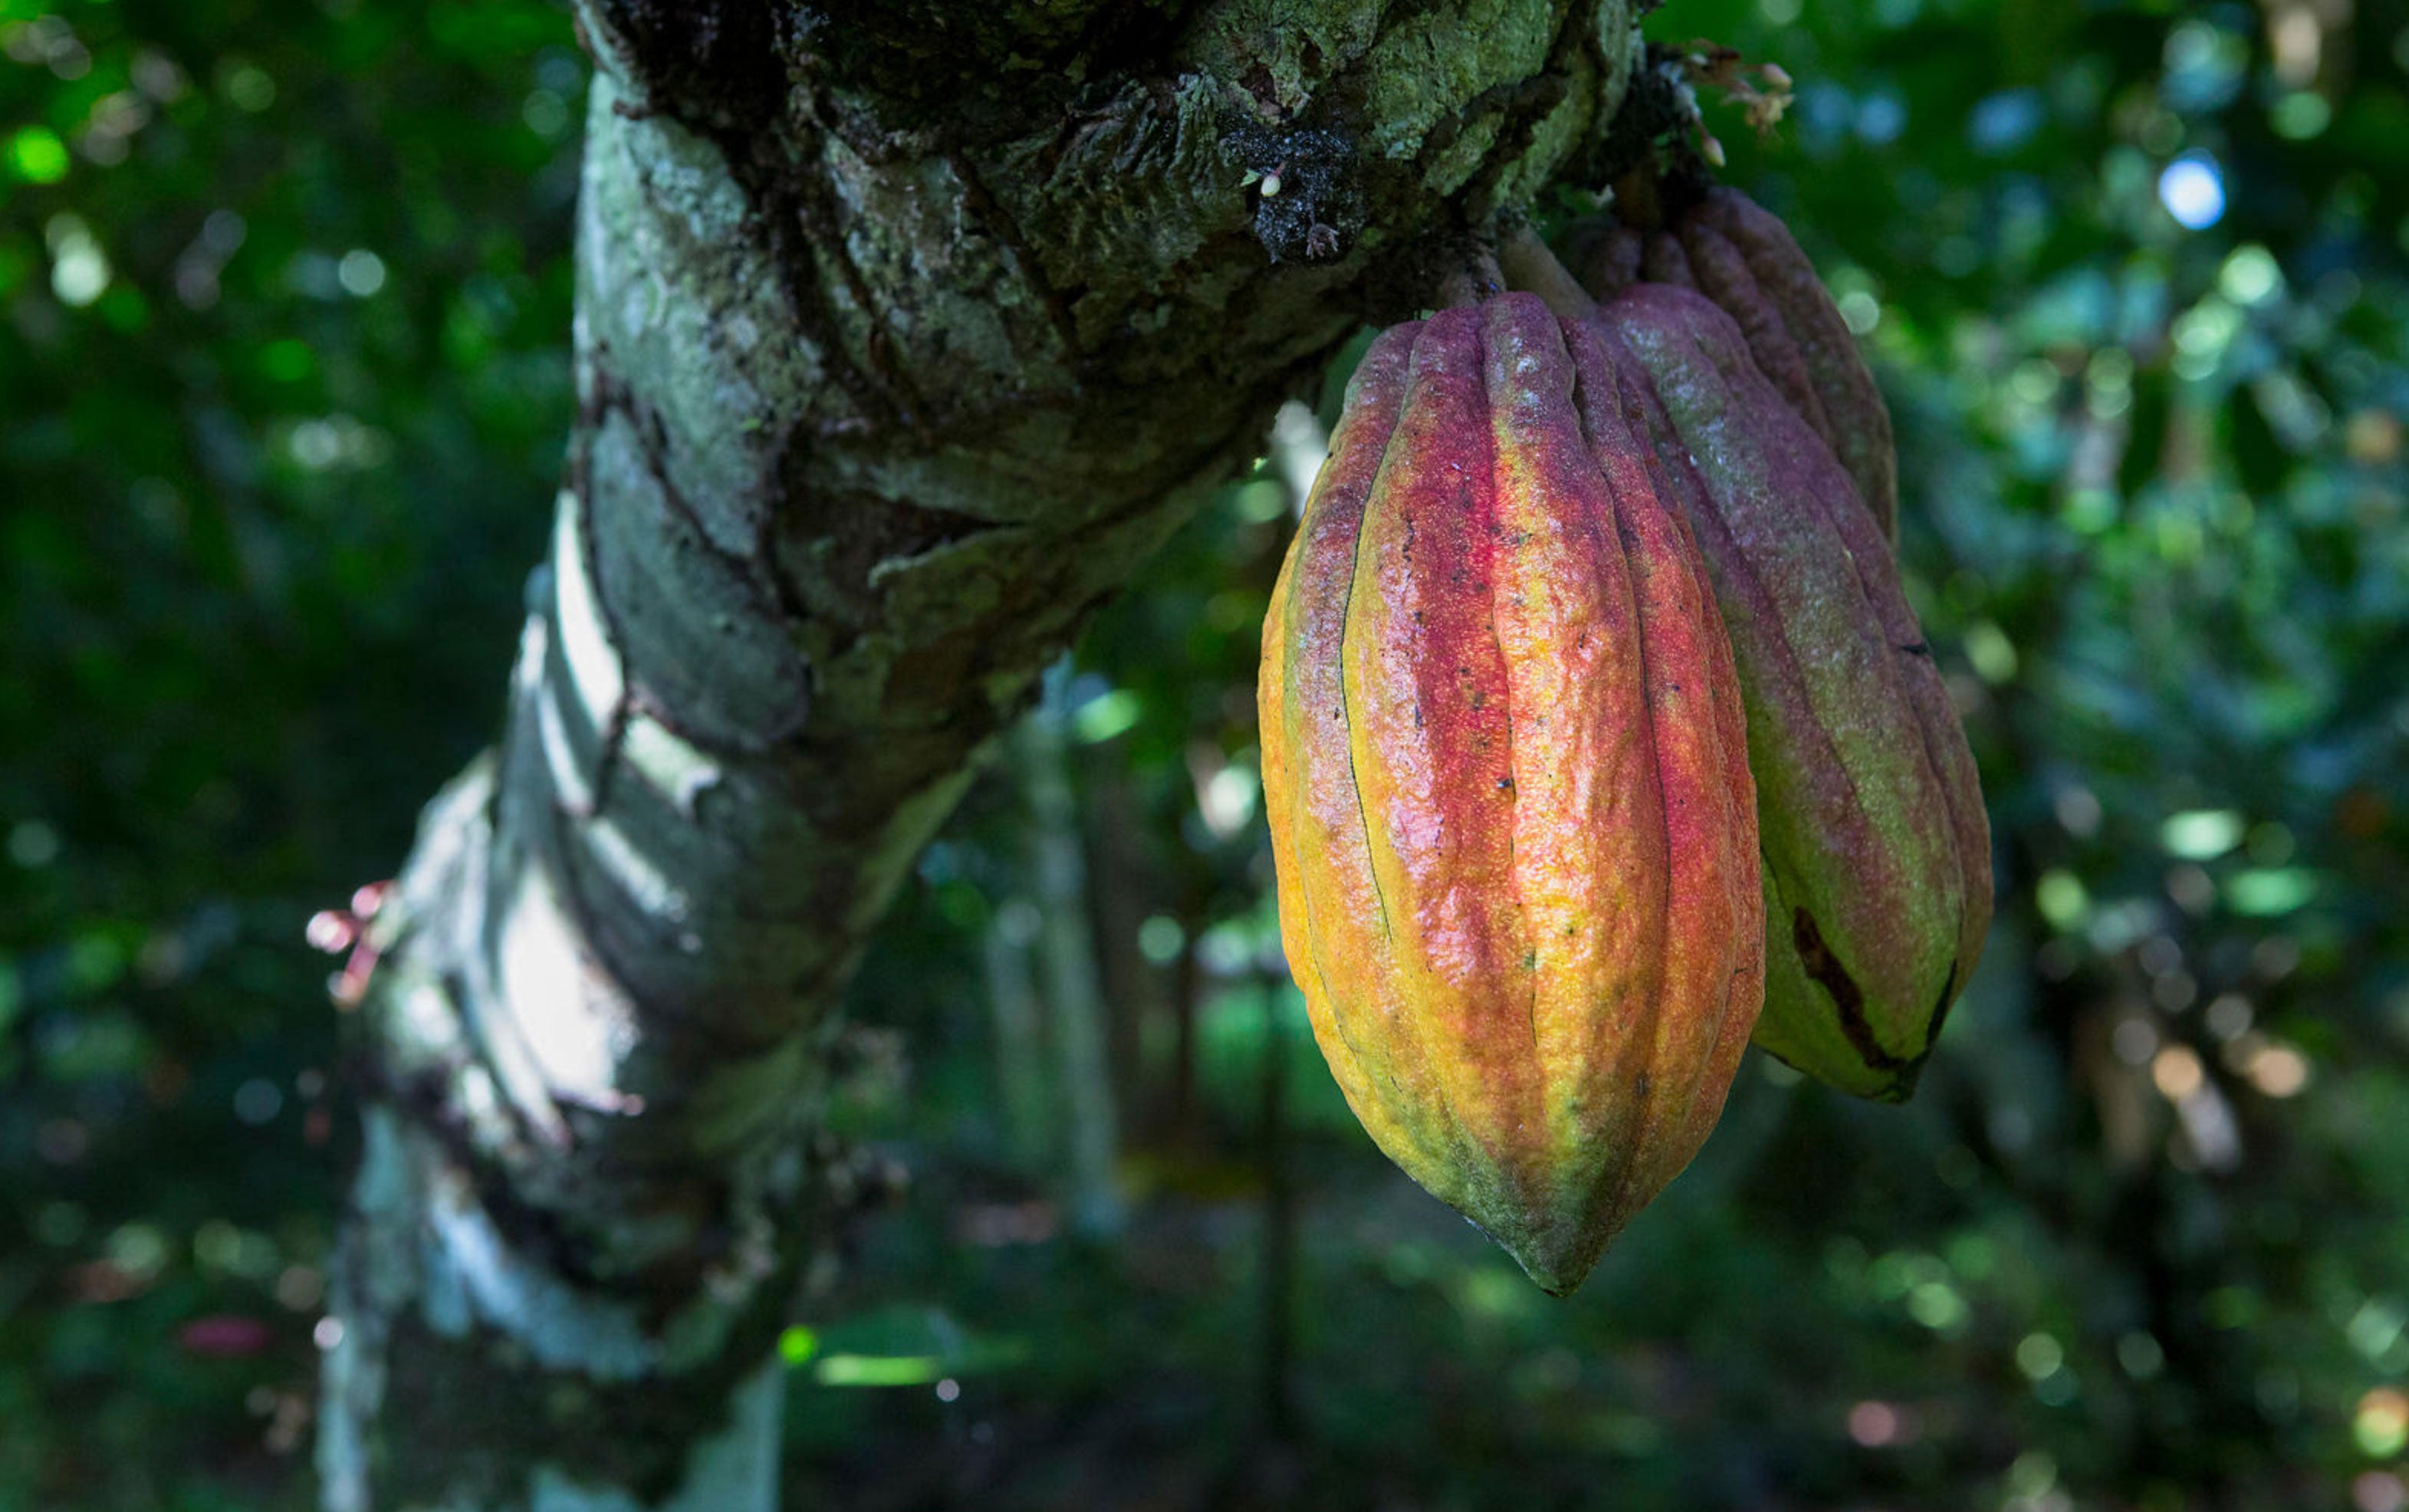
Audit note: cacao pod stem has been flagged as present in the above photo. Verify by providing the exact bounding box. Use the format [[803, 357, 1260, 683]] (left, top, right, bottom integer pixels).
[[1497, 225, 1597, 320]]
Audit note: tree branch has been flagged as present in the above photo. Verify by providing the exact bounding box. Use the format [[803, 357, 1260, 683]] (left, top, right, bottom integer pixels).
[[320, 3, 1647, 1504]]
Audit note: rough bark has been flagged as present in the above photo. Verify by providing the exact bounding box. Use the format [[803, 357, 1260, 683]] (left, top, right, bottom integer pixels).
[[318, 3, 1646, 1506]]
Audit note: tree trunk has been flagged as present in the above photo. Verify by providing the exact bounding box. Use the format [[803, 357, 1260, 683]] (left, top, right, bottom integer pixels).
[[981, 894, 1054, 1173], [1015, 672, 1126, 1237], [317, 2, 1646, 1504]]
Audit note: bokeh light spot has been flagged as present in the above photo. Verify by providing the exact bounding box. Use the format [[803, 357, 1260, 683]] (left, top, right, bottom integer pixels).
[[2271, 91, 2332, 140], [2355, 1389, 2409, 1458], [338, 248, 387, 297], [2016, 1333, 2065, 1380], [2151, 1044, 2204, 1101], [7, 125, 68, 183], [1848, 1400, 1903, 1446], [2158, 155, 2226, 228]]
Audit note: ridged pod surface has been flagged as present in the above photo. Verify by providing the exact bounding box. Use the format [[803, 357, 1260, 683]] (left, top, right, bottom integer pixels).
[[1582, 186, 1899, 540], [1258, 292, 1763, 1295], [1592, 284, 1990, 1102]]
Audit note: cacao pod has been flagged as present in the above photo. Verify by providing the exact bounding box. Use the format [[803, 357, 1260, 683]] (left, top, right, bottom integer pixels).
[[1592, 283, 1991, 1103], [1259, 292, 1764, 1294], [1583, 186, 1899, 541]]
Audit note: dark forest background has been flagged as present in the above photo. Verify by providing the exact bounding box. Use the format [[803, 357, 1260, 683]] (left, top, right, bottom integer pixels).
[[5, 0, 2409, 1507]]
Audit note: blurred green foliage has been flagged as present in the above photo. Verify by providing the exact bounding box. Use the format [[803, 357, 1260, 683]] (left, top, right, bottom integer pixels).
[[0, 1, 577, 1504], [5, 0, 2409, 1508]]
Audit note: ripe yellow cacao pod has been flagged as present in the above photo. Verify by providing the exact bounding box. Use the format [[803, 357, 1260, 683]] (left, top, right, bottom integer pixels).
[[1258, 292, 1764, 1294]]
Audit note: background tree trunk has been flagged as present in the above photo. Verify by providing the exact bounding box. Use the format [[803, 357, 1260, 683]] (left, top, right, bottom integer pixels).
[[1015, 672, 1126, 1238], [317, 2, 1645, 1504]]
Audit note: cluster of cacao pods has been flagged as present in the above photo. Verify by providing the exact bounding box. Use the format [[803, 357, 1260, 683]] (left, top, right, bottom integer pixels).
[[1257, 184, 1992, 1294]]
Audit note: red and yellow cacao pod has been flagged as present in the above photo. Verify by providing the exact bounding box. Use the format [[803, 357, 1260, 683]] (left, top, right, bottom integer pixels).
[[1592, 283, 1991, 1103], [1583, 186, 1899, 541], [1259, 292, 1764, 1294]]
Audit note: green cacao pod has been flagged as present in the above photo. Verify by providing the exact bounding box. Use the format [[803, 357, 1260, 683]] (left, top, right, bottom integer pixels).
[[1259, 293, 1764, 1294], [1582, 186, 1899, 541], [1592, 283, 1991, 1102]]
